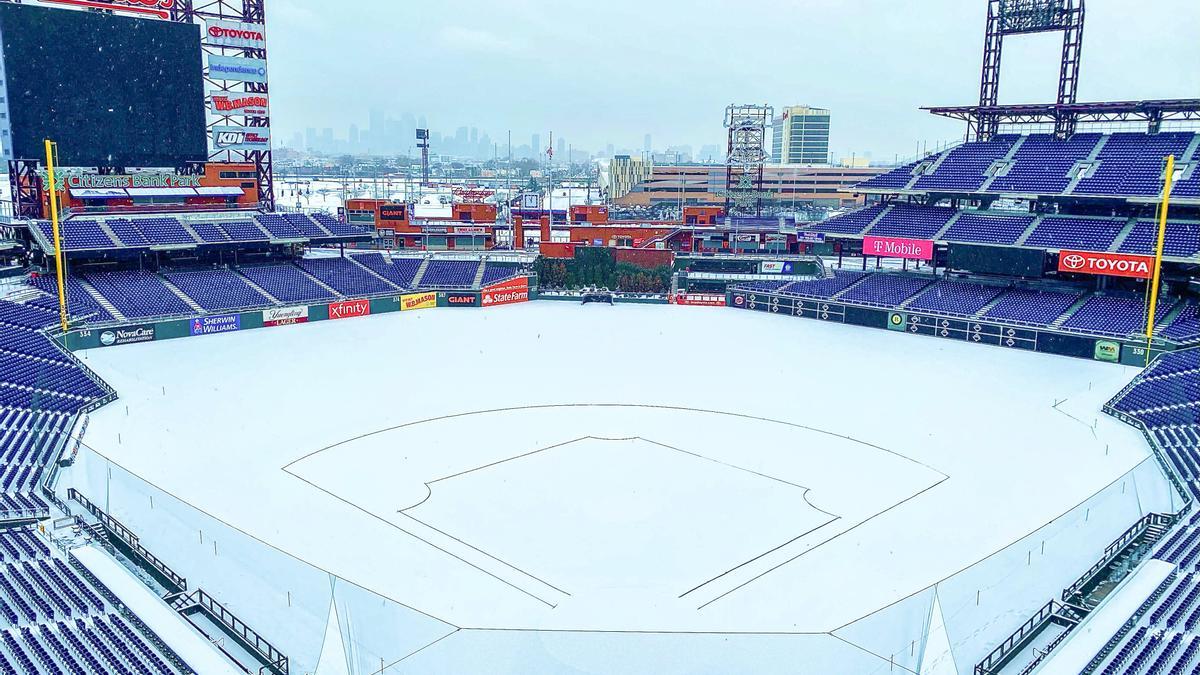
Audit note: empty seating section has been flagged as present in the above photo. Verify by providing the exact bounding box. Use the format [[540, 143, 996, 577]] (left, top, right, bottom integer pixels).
[[187, 221, 232, 243], [855, 159, 923, 190], [282, 213, 330, 238], [907, 280, 1006, 316], [104, 220, 150, 247], [481, 264, 521, 286], [866, 203, 955, 239], [914, 135, 1018, 191], [939, 212, 1034, 245], [134, 218, 194, 245], [1023, 216, 1126, 251], [313, 212, 367, 236], [838, 274, 933, 307], [35, 220, 114, 251], [1063, 295, 1173, 337], [0, 527, 186, 674], [0, 301, 58, 331], [164, 269, 270, 312], [982, 289, 1082, 326], [255, 214, 304, 239], [84, 271, 192, 319], [0, 355, 104, 401], [1119, 220, 1200, 258], [27, 276, 113, 324], [295, 257, 397, 296], [1075, 132, 1194, 196], [238, 264, 335, 303], [0, 413, 67, 516], [1160, 304, 1200, 345], [775, 270, 869, 299], [419, 260, 480, 288], [216, 220, 268, 242], [811, 203, 888, 234], [988, 133, 1101, 194], [351, 254, 422, 289]]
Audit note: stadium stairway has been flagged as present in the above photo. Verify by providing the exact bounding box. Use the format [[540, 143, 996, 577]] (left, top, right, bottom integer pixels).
[[859, 204, 895, 235], [977, 135, 1030, 192], [1052, 294, 1097, 327], [291, 263, 342, 297], [932, 212, 964, 241], [76, 280, 125, 323], [1015, 215, 1046, 247], [472, 262, 487, 289], [410, 258, 432, 288], [94, 221, 124, 248], [158, 278, 204, 315], [1064, 135, 1112, 195], [177, 222, 205, 244], [1108, 218, 1141, 253], [347, 255, 400, 289], [1182, 135, 1200, 164], [235, 275, 281, 305]]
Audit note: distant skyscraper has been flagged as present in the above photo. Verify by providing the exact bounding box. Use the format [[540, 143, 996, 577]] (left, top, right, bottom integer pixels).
[[605, 143, 615, 158], [305, 128, 317, 151], [532, 134, 542, 159], [771, 105, 831, 165], [643, 134, 652, 154], [349, 124, 360, 148], [556, 137, 566, 162]]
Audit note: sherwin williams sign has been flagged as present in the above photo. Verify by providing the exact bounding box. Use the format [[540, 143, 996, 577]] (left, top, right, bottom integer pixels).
[[481, 277, 530, 307], [329, 299, 370, 320], [401, 293, 437, 311], [1058, 250, 1154, 280], [263, 306, 308, 327], [863, 236, 934, 261], [190, 315, 241, 336]]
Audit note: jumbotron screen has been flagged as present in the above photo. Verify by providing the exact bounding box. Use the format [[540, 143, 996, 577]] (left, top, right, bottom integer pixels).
[[0, 3, 205, 168]]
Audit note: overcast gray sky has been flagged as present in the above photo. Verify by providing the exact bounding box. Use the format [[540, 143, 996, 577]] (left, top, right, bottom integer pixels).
[[265, 0, 1200, 161]]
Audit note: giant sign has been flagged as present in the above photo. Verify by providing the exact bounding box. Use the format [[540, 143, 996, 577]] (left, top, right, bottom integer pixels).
[[212, 126, 271, 152], [481, 277, 530, 307], [209, 91, 269, 117], [41, 0, 173, 19], [1057, 250, 1155, 280], [207, 55, 268, 83], [863, 235, 934, 261], [205, 19, 267, 49], [329, 299, 370, 320]]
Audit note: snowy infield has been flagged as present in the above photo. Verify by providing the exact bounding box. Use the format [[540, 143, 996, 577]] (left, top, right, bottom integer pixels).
[[74, 302, 1160, 634]]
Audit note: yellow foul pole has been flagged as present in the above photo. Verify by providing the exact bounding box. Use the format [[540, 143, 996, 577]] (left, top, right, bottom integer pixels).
[[1144, 154, 1175, 363], [44, 139, 69, 334]]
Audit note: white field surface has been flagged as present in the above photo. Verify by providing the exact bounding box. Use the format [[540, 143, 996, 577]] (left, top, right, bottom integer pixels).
[[73, 303, 1163, 639]]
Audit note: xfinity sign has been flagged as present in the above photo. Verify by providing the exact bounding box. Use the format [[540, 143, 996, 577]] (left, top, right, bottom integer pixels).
[[1057, 250, 1155, 280]]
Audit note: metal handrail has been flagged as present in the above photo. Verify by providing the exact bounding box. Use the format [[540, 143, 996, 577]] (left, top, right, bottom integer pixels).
[[67, 488, 188, 593]]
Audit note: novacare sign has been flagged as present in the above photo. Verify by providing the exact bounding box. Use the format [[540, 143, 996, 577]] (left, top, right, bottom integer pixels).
[[1057, 250, 1155, 280]]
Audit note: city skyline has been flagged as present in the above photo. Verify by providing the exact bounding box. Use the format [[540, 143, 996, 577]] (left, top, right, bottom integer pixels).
[[266, 0, 1199, 163]]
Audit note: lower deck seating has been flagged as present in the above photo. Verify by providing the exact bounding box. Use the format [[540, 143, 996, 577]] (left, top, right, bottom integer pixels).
[[237, 264, 336, 304], [84, 271, 192, 319], [164, 269, 271, 312], [294, 257, 397, 296]]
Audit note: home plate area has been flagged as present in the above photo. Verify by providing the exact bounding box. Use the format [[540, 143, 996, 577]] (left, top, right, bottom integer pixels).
[[285, 404, 946, 629]]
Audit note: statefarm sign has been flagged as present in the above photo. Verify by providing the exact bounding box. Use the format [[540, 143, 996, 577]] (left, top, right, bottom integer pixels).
[[862, 235, 934, 261], [481, 277, 530, 307], [42, 0, 173, 19], [1058, 250, 1155, 280], [209, 92, 269, 117]]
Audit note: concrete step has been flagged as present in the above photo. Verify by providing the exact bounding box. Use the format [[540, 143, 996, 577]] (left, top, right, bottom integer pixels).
[[158, 276, 204, 314], [1015, 215, 1044, 246], [472, 261, 487, 289], [237, 273, 281, 305], [410, 258, 432, 288], [95, 222, 123, 248], [292, 263, 342, 298], [347, 255, 402, 291], [1052, 294, 1094, 327], [860, 204, 894, 236], [1108, 218, 1140, 253], [76, 278, 126, 323]]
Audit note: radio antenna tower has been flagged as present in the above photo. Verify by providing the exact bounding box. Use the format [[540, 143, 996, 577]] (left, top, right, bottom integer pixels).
[[724, 104, 773, 216]]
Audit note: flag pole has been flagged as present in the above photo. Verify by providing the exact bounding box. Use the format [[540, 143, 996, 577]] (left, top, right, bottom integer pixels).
[[1144, 154, 1175, 365], [45, 139, 69, 334]]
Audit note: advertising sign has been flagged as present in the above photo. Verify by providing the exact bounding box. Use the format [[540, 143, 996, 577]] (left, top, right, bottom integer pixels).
[[189, 314, 241, 336], [329, 299, 370, 320], [379, 204, 407, 221], [1094, 340, 1121, 363], [212, 126, 271, 152], [797, 231, 826, 243], [37, 169, 200, 191], [99, 325, 155, 347], [207, 55, 268, 83], [1057, 250, 1154, 280], [445, 293, 479, 307], [209, 91, 269, 117], [205, 20, 267, 49], [481, 277, 530, 307], [521, 194, 541, 209], [453, 226, 487, 235], [863, 235, 934, 261], [263, 306, 308, 327], [670, 293, 727, 307], [759, 261, 794, 275], [42, 0, 173, 19], [401, 292, 438, 311]]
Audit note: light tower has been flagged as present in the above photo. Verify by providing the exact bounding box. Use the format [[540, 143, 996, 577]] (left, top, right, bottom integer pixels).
[[723, 104, 773, 216], [978, 0, 1085, 139]]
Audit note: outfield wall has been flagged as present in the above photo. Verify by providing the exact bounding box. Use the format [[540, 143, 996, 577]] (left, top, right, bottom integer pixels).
[[727, 288, 1176, 367]]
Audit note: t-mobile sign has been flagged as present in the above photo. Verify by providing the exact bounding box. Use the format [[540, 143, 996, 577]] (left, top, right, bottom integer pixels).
[[863, 235, 934, 261]]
